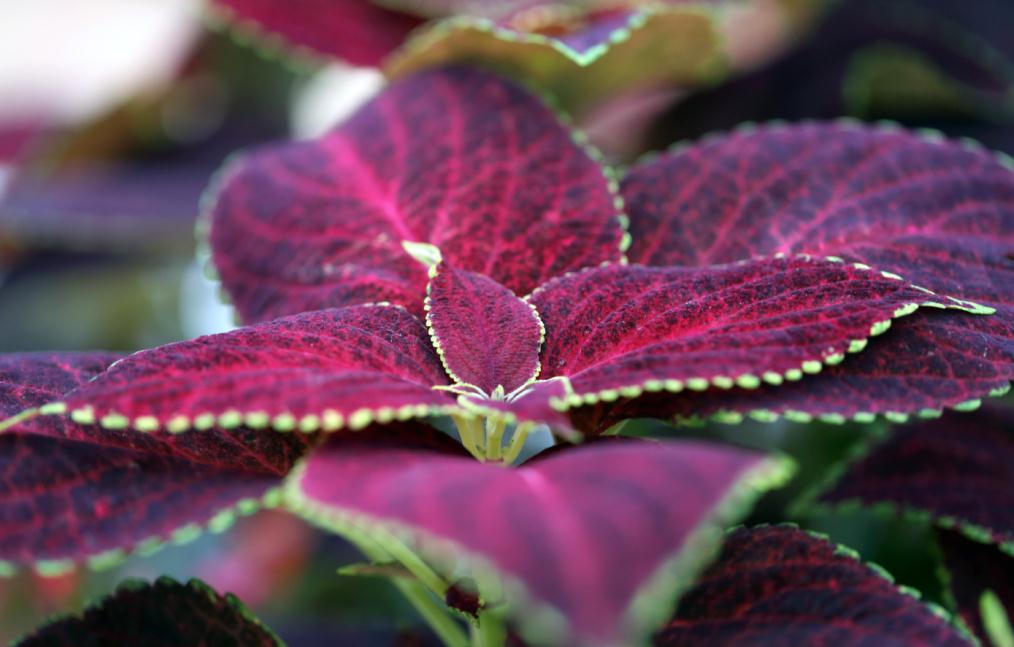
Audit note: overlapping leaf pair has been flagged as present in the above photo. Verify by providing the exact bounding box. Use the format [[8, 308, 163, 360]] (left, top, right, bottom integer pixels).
[[2, 62, 1011, 645], [209, 0, 745, 113]]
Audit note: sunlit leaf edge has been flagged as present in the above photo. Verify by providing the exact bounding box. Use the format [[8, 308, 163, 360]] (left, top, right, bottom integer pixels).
[[282, 449, 795, 646]]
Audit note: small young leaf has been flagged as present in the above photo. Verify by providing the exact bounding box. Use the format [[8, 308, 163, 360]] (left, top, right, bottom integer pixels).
[[290, 429, 791, 645], [211, 0, 422, 67], [938, 529, 1014, 647], [426, 262, 543, 395], [208, 66, 625, 323], [656, 525, 971, 646], [54, 305, 454, 433], [807, 405, 1014, 545], [16, 577, 280, 646], [530, 257, 971, 404]]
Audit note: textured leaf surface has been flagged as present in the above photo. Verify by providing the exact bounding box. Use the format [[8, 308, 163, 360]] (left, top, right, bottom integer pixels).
[[211, 0, 421, 67], [529, 257, 969, 403], [426, 262, 543, 395], [622, 123, 1013, 417], [809, 405, 1014, 545], [291, 431, 789, 645], [1, 353, 312, 567], [55, 305, 453, 433], [385, 7, 726, 113], [574, 308, 1014, 429], [938, 529, 1014, 647], [16, 577, 279, 646], [655, 526, 970, 647], [0, 352, 121, 418], [623, 123, 1014, 309], [208, 66, 624, 322]]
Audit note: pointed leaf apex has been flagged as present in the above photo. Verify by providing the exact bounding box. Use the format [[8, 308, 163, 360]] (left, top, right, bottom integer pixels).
[[402, 241, 443, 269]]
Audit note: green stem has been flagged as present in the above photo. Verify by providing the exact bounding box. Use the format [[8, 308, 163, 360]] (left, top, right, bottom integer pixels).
[[485, 417, 506, 461], [472, 613, 507, 647], [394, 580, 470, 647], [502, 422, 533, 464], [370, 526, 450, 597], [343, 532, 468, 647]]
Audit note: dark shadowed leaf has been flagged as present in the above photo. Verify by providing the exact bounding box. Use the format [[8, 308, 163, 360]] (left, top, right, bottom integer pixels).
[[528, 257, 980, 411], [655, 525, 971, 647], [938, 529, 1014, 647], [290, 429, 792, 646], [210, 0, 422, 67], [207, 66, 624, 322], [50, 305, 455, 434], [386, 6, 727, 113], [15, 577, 280, 646], [652, 0, 1014, 143], [426, 262, 543, 395], [0, 353, 313, 569], [803, 405, 1014, 546]]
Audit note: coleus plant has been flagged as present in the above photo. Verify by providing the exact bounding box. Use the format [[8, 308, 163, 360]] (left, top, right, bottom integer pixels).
[[1, 64, 1012, 646]]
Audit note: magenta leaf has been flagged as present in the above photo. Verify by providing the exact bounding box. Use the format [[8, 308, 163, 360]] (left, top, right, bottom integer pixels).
[[290, 429, 792, 645], [529, 257, 977, 408], [0, 353, 313, 569], [937, 529, 1014, 647], [570, 309, 1014, 429], [16, 577, 280, 646], [622, 123, 1013, 309], [656, 525, 971, 646], [207, 66, 625, 323], [621, 123, 1013, 419], [210, 0, 422, 67], [0, 352, 122, 419], [48, 305, 455, 434], [802, 405, 1014, 546], [426, 262, 543, 396]]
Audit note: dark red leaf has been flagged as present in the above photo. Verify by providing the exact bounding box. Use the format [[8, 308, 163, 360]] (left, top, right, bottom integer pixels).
[[291, 431, 792, 645], [621, 123, 1013, 419], [573, 308, 1014, 429], [805, 405, 1014, 545], [207, 66, 625, 323], [623, 123, 1014, 309], [16, 577, 280, 646], [529, 257, 978, 407], [51, 305, 455, 434], [0, 352, 121, 418], [210, 0, 422, 67], [655, 525, 970, 647], [426, 262, 543, 396], [937, 529, 1014, 647], [0, 354, 313, 569]]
